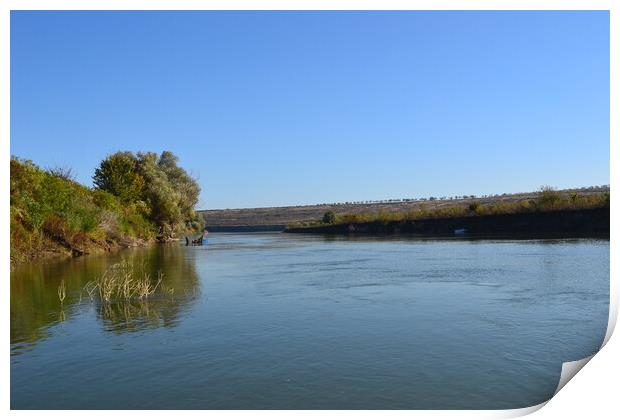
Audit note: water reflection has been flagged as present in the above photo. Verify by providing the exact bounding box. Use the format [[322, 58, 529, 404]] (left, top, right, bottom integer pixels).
[[11, 243, 200, 345], [96, 294, 197, 333], [11, 234, 610, 409]]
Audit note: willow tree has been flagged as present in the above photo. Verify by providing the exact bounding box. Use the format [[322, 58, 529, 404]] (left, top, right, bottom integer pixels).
[[93, 151, 203, 240]]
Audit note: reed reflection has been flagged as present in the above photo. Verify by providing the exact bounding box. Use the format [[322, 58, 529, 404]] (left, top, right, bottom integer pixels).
[[11, 244, 201, 344]]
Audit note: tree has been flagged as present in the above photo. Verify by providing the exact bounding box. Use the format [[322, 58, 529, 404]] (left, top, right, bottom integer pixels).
[[93, 152, 145, 204], [157, 151, 200, 222], [93, 150, 202, 240], [322, 211, 336, 224]]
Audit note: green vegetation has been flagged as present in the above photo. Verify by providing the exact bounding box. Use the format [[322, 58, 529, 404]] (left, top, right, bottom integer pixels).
[[322, 211, 336, 224], [94, 151, 203, 239], [291, 187, 610, 228], [10, 151, 203, 265], [537, 185, 562, 208], [468, 201, 482, 212], [93, 151, 146, 204]]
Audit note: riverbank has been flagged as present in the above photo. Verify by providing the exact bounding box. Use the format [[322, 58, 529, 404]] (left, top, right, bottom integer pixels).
[[10, 155, 201, 267], [200, 186, 609, 228], [12, 233, 156, 267], [285, 207, 610, 237]]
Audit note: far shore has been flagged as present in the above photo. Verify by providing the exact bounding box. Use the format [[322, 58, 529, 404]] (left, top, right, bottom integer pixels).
[[199, 186, 609, 228], [285, 207, 610, 238]]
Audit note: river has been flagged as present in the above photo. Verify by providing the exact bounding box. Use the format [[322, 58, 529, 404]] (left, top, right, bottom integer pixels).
[[10, 233, 609, 409]]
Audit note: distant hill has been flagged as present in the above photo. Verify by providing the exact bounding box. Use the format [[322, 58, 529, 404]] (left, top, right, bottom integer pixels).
[[199, 186, 610, 230]]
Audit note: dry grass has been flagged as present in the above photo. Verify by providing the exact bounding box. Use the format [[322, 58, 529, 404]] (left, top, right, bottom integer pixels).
[[83, 260, 165, 303], [57, 279, 66, 304], [203, 186, 610, 228], [290, 189, 610, 228]]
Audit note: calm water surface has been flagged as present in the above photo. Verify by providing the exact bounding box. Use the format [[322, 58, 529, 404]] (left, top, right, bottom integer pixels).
[[11, 234, 609, 409]]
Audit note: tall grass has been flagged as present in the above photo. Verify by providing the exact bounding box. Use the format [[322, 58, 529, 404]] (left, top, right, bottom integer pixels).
[[83, 261, 165, 303]]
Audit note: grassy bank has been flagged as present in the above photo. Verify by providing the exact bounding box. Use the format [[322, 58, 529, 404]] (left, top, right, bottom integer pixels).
[[287, 187, 610, 234], [10, 158, 156, 265], [11, 152, 203, 265]]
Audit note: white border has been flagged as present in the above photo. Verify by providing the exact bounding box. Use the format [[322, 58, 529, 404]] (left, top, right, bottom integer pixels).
[[3, 2, 616, 419]]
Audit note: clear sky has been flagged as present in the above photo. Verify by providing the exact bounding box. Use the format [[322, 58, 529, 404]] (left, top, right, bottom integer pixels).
[[11, 11, 609, 209]]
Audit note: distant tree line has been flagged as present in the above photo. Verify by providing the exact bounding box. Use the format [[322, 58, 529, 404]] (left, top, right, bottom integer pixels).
[[307, 185, 610, 208]]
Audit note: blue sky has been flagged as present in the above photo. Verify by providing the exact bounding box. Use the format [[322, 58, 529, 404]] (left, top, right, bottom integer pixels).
[[11, 11, 609, 209]]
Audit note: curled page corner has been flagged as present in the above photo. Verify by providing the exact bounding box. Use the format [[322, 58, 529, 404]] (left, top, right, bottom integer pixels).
[[493, 356, 597, 419], [553, 355, 595, 397], [602, 296, 618, 347], [521, 292, 616, 414], [493, 401, 548, 419]]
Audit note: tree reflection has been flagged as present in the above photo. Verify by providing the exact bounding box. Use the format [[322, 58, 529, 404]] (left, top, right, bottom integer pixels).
[[11, 244, 201, 345]]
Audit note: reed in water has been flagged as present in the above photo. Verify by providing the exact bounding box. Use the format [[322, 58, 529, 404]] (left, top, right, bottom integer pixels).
[[83, 260, 165, 302], [57, 279, 66, 304]]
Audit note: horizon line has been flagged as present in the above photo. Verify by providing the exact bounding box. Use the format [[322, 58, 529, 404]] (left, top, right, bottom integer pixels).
[[199, 184, 610, 212]]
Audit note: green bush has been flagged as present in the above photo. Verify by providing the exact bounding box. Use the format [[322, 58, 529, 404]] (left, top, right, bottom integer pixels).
[[92, 189, 121, 211], [468, 202, 481, 212], [322, 211, 336, 224], [537, 186, 562, 209]]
